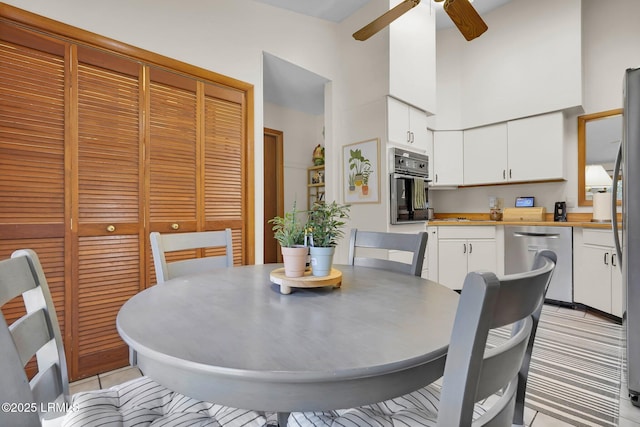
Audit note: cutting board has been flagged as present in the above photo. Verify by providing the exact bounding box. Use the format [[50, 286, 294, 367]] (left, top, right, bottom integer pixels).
[[503, 207, 547, 222]]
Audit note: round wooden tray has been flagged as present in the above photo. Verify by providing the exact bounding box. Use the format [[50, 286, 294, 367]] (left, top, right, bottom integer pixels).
[[269, 268, 342, 295]]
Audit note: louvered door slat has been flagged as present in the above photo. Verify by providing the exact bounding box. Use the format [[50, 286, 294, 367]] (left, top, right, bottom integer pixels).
[[75, 48, 142, 377], [0, 39, 65, 224], [203, 91, 244, 265], [76, 235, 140, 373], [0, 26, 67, 360], [77, 59, 141, 223], [205, 97, 243, 220], [149, 77, 198, 223]]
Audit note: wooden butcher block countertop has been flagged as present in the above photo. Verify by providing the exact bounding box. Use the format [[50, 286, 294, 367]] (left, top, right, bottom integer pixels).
[[428, 212, 620, 230]]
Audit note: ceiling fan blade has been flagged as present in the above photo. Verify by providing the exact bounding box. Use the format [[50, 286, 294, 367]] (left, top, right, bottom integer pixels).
[[444, 0, 488, 41], [353, 0, 420, 41]]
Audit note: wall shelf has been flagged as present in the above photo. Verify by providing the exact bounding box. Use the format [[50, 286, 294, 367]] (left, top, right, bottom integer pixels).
[[307, 165, 325, 210]]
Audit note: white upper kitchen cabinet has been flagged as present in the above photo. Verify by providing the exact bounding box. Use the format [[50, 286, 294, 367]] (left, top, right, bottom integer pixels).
[[387, 96, 429, 152], [432, 130, 463, 187], [463, 123, 508, 185], [506, 112, 565, 182], [388, 0, 436, 114]]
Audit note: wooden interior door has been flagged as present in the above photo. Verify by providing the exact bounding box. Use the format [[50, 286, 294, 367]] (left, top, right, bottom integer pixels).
[[0, 23, 68, 374], [72, 46, 144, 378], [203, 84, 247, 265], [263, 129, 284, 263], [146, 68, 199, 285]]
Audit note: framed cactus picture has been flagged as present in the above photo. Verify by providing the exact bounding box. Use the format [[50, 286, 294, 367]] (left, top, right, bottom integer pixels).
[[342, 138, 380, 204]]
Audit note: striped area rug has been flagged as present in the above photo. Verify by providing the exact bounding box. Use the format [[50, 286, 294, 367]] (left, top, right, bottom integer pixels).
[[490, 308, 623, 426]]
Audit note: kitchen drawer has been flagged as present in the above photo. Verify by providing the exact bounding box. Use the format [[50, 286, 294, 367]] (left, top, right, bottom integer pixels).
[[438, 226, 496, 239], [583, 229, 617, 247]]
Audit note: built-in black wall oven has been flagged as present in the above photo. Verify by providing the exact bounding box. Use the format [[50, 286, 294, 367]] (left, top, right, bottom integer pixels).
[[390, 148, 430, 224]]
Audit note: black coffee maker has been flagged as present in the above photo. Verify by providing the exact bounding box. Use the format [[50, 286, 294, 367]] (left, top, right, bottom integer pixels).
[[554, 201, 567, 222]]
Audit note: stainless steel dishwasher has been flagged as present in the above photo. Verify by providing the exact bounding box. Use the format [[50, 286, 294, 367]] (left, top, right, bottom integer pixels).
[[504, 226, 573, 305]]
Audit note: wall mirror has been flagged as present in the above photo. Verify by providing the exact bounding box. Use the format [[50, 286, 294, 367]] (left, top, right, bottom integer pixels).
[[578, 108, 623, 207]]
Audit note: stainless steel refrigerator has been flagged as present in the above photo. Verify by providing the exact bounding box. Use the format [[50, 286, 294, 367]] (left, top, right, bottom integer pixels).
[[613, 67, 640, 406]]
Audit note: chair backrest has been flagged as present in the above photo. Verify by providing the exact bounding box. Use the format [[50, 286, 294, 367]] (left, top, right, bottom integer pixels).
[[347, 229, 428, 276], [513, 249, 557, 427], [150, 229, 234, 284], [0, 249, 69, 426], [437, 250, 556, 427]]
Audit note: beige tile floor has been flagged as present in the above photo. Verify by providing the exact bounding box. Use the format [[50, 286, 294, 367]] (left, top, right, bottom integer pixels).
[[70, 305, 640, 427]]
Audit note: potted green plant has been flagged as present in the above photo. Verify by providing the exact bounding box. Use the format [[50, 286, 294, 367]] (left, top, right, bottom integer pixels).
[[268, 202, 307, 277], [306, 201, 350, 276]]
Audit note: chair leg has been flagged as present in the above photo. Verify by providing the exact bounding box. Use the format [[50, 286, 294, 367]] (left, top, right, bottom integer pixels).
[[129, 347, 137, 367], [277, 411, 290, 426]]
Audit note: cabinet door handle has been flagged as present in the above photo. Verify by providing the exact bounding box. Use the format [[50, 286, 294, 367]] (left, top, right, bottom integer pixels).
[[106, 225, 116, 232], [509, 169, 512, 179], [604, 252, 609, 265], [463, 243, 467, 254], [407, 131, 411, 143], [612, 253, 617, 267], [469, 243, 473, 254], [171, 223, 180, 230], [410, 132, 415, 143], [503, 170, 506, 179], [435, 174, 438, 183]]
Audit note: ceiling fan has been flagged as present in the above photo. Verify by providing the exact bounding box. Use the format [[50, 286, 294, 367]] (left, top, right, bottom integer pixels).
[[353, 0, 488, 42]]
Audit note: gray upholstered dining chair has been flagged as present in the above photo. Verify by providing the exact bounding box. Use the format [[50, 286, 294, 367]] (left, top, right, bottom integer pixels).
[[0, 249, 268, 427], [347, 229, 428, 276], [150, 229, 234, 284], [289, 249, 556, 427]]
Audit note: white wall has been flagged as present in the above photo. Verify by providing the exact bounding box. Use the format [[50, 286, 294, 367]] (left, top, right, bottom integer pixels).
[[263, 102, 324, 212], [582, 0, 640, 113], [430, 0, 582, 130], [431, 0, 640, 215]]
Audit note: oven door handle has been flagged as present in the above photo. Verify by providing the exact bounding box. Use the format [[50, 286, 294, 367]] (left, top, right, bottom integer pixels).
[[392, 173, 431, 181]]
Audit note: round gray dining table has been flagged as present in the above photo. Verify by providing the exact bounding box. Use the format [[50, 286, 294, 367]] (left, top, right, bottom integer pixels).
[[116, 264, 459, 423]]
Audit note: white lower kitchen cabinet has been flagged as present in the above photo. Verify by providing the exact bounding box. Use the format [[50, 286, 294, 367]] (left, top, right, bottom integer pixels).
[[436, 226, 497, 290], [574, 228, 623, 317]]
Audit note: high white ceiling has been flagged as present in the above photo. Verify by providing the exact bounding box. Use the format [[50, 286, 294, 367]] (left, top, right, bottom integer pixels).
[[263, 53, 329, 115], [253, 0, 371, 23], [253, 0, 513, 28], [258, 0, 514, 115]]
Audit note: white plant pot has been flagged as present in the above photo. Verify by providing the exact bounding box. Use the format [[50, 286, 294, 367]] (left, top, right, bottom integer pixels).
[[309, 246, 335, 277]]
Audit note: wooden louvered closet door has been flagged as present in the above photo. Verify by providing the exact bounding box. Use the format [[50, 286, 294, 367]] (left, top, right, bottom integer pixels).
[[1, 7, 252, 380], [146, 69, 199, 285], [0, 23, 68, 353], [72, 46, 143, 378], [203, 85, 246, 264]]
